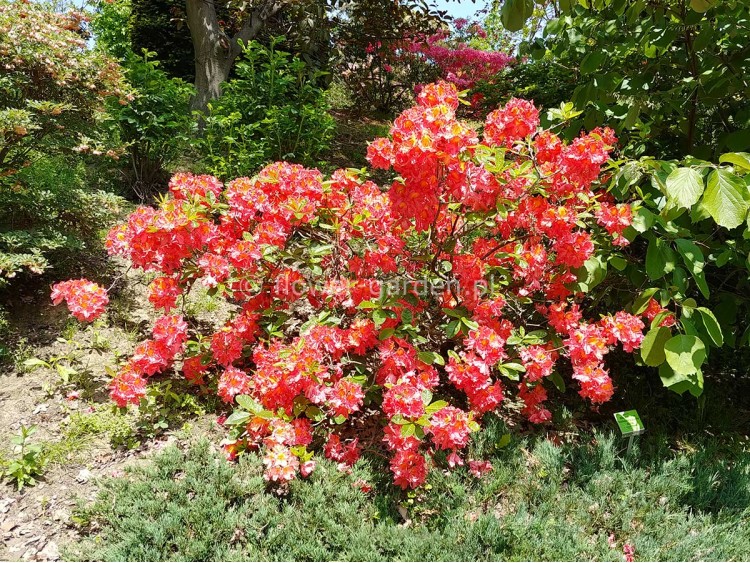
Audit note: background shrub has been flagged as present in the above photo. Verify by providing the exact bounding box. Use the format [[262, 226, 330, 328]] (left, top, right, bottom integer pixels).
[[330, 0, 443, 116], [473, 57, 577, 119], [0, 0, 126, 177], [93, 0, 194, 201], [0, 0, 128, 286], [195, 38, 334, 180], [519, 0, 750, 159], [104, 53, 194, 200], [0, 156, 124, 285]]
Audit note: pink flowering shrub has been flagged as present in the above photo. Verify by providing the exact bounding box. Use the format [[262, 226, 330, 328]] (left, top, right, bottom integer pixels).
[[51, 82, 647, 489], [407, 27, 514, 91]]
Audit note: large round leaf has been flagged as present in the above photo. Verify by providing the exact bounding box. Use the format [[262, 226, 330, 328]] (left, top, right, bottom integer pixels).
[[659, 363, 704, 397], [500, 0, 534, 32], [663, 335, 706, 375]]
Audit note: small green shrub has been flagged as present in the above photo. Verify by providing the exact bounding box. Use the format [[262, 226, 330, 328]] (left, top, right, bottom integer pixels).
[[1, 425, 46, 490], [196, 38, 335, 180], [105, 52, 194, 200], [474, 58, 578, 119], [330, 0, 442, 115]]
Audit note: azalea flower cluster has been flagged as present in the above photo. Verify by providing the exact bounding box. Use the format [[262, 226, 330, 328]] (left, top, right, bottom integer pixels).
[[51, 82, 643, 490], [50, 279, 109, 322]]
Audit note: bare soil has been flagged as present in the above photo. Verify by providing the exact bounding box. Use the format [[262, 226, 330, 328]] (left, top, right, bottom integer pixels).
[[0, 266, 221, 561]]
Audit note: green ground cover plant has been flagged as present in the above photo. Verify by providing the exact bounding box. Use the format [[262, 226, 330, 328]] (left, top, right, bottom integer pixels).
[[69, 422, 750, 561]]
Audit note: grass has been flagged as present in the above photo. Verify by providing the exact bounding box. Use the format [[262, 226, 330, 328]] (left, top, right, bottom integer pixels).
[[42, 407, 128, 466], [324, 110, 392, 174], [68, 413, 750, 561]]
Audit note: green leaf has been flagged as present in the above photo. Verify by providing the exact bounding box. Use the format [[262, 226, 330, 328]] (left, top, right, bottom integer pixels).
[[715, 248, 732, 267], [674, 239, 709, 298], [496, 433, 512, 448], [418, 351, 444, 366], [442, 307, 469, 319], [664, 335, 706, 375], [401, 423, 416, 438], [630, 207, 656, 233], [659, 363, 704, 397], [640, 326, 672, 366], [401, 309, 413, 325], [548, 371, 566, 393], [575, 254, 608, 291], [498, 365, 520, 381], [224, 411, 250, 426], [445, 319, 460, 338], [695, 307, 723, 347], [665, 167, 704, 209], [689, 0, 716, 12], [378, 327, 395, 340], [609, 255, 628, 271], [372, 309, 388, 327], [633, 288, 660, 315], [580, 51, 606, 74], [719, 152, 750, 171], [22, 358, 49, 370], [702, 169, 749, 229], [235, 395, 261, 413], [305, 405, 324, 421], [425, 400, 448, 415], [681, 298, 697, 315], [500, 0, 534, 32], [645, 236, 676, 280], [56, 365, 77, 382], [417, 351, 434, 365]]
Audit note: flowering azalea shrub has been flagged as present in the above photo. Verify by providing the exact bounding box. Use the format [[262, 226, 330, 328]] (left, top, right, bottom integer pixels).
[[331, 0, 447, 114], [51, 82, 645, 489], [407, 25, 514, 92]]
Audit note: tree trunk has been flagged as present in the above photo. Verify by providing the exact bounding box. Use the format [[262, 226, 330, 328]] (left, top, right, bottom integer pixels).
[[186, 0, 285, 114], [190, 49, 233, 113]]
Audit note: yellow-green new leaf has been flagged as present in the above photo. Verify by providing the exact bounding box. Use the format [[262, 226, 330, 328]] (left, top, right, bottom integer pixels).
[[719, 152, 750, 171]]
